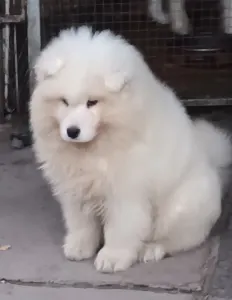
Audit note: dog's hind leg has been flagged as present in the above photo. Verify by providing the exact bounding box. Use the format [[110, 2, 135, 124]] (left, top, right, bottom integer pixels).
[[140, 168, 221, 262]]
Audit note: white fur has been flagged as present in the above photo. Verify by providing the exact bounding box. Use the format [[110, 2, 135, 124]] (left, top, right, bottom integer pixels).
[[30, 26, 232, 273], [149, 0, 232, 35]]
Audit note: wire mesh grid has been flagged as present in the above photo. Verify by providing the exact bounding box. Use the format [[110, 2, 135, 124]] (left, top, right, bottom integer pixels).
[[40, 0, 232, 104], [1, 0, 232, 125]]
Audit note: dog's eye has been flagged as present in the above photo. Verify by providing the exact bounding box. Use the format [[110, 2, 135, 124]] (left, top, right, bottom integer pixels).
[[61, 98, 69, 106], [87, 100, 98, 108]]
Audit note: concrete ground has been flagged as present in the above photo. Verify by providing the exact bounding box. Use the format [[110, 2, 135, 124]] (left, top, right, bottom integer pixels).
[[0, 123, 232, 299]]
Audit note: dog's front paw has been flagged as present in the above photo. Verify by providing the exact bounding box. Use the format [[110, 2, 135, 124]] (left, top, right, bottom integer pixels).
[[94, 246, 137, 273], [63, 230, 99, 261], [140, 243, 166, 263]]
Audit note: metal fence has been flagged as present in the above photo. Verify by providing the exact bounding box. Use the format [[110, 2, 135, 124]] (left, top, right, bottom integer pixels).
[[0, 0, 27, 124], [0, 0, 40, 126], [1, 0, 232, 127]]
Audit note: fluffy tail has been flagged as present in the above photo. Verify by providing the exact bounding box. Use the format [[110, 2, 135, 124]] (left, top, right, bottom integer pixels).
[[194, 119, 232, 171]]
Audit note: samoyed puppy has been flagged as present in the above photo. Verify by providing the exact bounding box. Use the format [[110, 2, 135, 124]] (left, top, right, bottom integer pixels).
[[30, 26, 231, 273]]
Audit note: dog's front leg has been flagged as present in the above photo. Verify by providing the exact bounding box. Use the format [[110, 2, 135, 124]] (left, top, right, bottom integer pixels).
[[60, 197, 101, 261], [149, 0, 169, 24], [223, 0, 232, 34], [170, 0, 189, 35], [95, 193, 152, 273]]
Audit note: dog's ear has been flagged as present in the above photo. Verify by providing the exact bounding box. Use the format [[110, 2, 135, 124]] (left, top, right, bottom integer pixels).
[[105, 70, 130, 93], [34, 56, 64, 83]]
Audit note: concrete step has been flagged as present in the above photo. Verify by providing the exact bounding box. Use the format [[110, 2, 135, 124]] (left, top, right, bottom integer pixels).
[[0, 284, 193, 300]]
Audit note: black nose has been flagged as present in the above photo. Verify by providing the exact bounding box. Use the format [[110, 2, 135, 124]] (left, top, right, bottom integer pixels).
[[67, 127, 80, 139]]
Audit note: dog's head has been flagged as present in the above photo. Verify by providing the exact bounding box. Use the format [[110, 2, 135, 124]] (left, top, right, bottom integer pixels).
[[30, 27, 148, 144]]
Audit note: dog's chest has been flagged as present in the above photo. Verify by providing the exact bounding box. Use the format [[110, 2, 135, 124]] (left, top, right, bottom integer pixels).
[[76, 156, 110, 200], [96, 157, 108, 173]]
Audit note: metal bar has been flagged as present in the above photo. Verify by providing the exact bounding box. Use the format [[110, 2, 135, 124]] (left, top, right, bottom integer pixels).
[[3, 0, 10, 112], [0, 13, 25, 24], [183, 98, 232, 106], [27, 0, 41, 93], [0, 28, 4, 124], [0, 0, 26, 24], [13, 0, 19, 113]]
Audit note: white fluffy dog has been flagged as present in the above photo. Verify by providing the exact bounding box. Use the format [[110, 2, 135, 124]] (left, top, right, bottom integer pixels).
[[30, 26, 231, 273]]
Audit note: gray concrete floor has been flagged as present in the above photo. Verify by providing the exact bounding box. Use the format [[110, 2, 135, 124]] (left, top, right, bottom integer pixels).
[[0, 125, 232, 299], [209, 221, 232, 299]]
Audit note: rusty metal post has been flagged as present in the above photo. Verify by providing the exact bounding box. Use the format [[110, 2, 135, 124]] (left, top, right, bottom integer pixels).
[[0, 27, 4, 124], [10, 0, 40, 148]]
